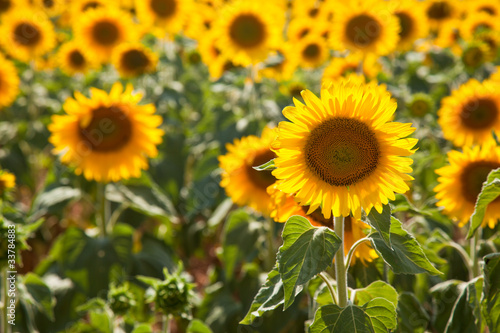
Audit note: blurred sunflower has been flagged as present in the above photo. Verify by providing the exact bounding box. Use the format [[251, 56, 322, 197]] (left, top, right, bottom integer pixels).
[[434, 19, 462, 55], [272, 79, 417, 219], [0, 170, 15, 196], [330, 0, 400, 56], [286, 17, 314, 43], [0, 54, 20, 109], [476, 30, 500, 59], [435, 145, 500, 229], [467, 0, 500, 17], [212, 0, 283, 66], [218, 126, 277, 215], [407, 93, 434, 118], [425, 0, 458, 30], [112, 43, 158, 78], [183, 2, 216, 39], [70, 0, 108, 19], [393, 0, 429, 51], [48, 83, 164, 182], [460, 12, 499, 41], [74, 7, 137, 63], [197, 32, 232, 80], [461, 41, 492, 71], [296, 35, 329, 69], [33, 0, 64, 17], [0, 0, 27, 17], [258, 45, 298, 82], [322, 53, 380, 85], [0, 9, 56, 62], [57, 41, 96, 75], [438, 79, 500, 147], [135, 0, 190, 35]]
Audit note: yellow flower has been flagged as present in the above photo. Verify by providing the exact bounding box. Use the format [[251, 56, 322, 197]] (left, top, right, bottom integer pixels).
[[460, 12, 499, 41], [0, 9, 56, 62], [434, 19, 462, 55], [0, 53, 20, 109], [73, 7, 138, 63], [393, 0, 429, 51], [183, 2, 216, 39], [322, 53, 380, 85], [135, 0, 191, 36], [295, 34, 330, 69], [286, 17, 327, 43], [197, 31, 233, 80], [272, 78, 417, 219], [467, 0, 500, 17], [435, 145, 500, 229], [112, 43, 158, 78], [257, 44, 299, 82], [438, 79, 500, 147], [57, 41, 97, 75], [0, 0, 28, 17], [461, 41, 492, 71], [425, 0, 459, 30], [330, 0, 400, 56], [268, 182, 378, 265], [218, 126, 277, 215], [48, 83, 164, 182], [0, 170, 15, 195], [212, 0, 283, 66], [33, 0, 64, 17]]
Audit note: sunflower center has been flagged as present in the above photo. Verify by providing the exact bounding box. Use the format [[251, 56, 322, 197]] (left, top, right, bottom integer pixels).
[[121, 49, 150, 72], [83, 2, 101, 11], [305, 117, 380, 187], [300, 205, 333, 228], [92, 20, 120, 46], [341, 64, 359, 76], [150, 0, 176, 18], [14, 22, 41, 47], [302, 43, 320, 60], [79, 106, 132, 152], [229, 14, 266, 48], [461, 161, 500, 204], [396, 12, 414, 39], [69, 50, 85, 67], [0, 0, 11, 12], [460, 97, 497, 130], [479, 6, 495, 15], [427, 1, 451, 20], [299, 28, 310, 39], [246, 150, 277, 190], [43, 0, 54, 8], [345, 14, 381, 47]]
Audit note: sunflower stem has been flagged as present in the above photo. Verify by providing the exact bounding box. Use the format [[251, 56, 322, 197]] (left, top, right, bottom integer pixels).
[[470, 229, 481, 278], [318, 272, 338, 306], [345, 237, 371, 270], [97, 182, 108, 237], [334, 215, 348, 307], [163, 314, 171, 333], [265, 217, 276, 271]]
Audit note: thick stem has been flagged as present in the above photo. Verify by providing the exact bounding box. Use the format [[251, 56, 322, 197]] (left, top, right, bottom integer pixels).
[[97, 183, 108, 237], [334, 216, 348, 307], [163, 314, 170, 333], [265, 217, 276, 270], [470, 230, 480, 278]]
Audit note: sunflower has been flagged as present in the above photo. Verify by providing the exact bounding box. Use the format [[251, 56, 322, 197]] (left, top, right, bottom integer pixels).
[[272, 79, 417, 219], [286, 17, 315, 43], [218, 126, 277, 215], [73, 7, 138, 63], [257, 44, 298, 82], [112, 43, 158, 78], [438, 79, 500, 147], [0, 0, 27, 17], [476, 30, 500, 59], [460, 12, 499, 41], [296, 35, 329, 69], [330, 0, 400, 56], [69, 0, 109, 19], [212, 0, 283, 66], [393, 0, 429, 51], [322, 53, 380, 85], [197, 31, 233, 80], [0, 9, 56, 62], [135, 0, 190, 35], [0, 54, 20, 109], [425, 0, 459, 30], [467, 0, 500, 17], [48, 83, 164, 182], [183, 2, 216, 39], [461, 41, 492, 71], [57, 41, 97, 75], [434, 19, 462, 55], [34, 0, 64, 17], [0, 170, 15, 196], [435, 145, 500, 229], [407, 93, 434, 118]]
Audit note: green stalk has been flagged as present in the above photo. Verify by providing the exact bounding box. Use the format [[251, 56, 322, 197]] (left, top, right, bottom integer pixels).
[[334, 216, 348, 307], [265, 217, 276, 270], [97, 183, 108, 237], [318, 272, 338, 305], [470, 230, 480, 278]]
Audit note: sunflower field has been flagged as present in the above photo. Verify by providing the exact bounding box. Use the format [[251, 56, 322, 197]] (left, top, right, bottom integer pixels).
[[3, 0, 500, 332]]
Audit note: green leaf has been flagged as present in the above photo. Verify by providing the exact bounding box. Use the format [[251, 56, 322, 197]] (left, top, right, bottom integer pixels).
[[277, 216, 341, 309], [355, 281, 398, 309], [187, 319, 214, 333], [430, 280, 462, 333], [396, 292, 430, 333], [252, 159, 275, 171], [366, 204, 392, 249], [240, 267, 303, 325], [18, 273, 55, 321], [30, 186, 81, 220], [132, 324, 153, 333], [482, 253, 500, 332], [369, 217, 442, 275], [468, 168, 500, 239], [310, 299, 396, 333], [444, 277, 483, 333]]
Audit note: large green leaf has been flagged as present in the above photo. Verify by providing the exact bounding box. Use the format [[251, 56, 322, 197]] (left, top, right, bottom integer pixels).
[[430, 280, 462, 333], [30, 186, 81, 220], [369, 217, 442, 275], [444, 277, 483, 333], [17, 273, 55, 324], [396, 292, 430, 333], [240, 267, 303, 325], [468, 169, 500, 239], [482, 253, 500, 332], [355, 281, 398, 309], [310, 298, 396, 333], [366, 204, 392, 249], [277, 216, 341, 309]]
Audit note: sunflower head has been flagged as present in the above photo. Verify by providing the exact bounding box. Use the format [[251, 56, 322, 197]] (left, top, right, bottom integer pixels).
[[57, 41, 97, 75], [393, 0, 429, 51], [407, 93, 434, 118], [297, 35, 329, 69], [0, 170, 16, 196], [0, 53, 20, 108], [135, 0, 190, 35], [425, 0, 457, 29], [272, 78, 417, 219], [112, 43, 158, 78], [461, 41, 492, 71], [48, 83, 164, 182], [435, 145, 500, 229]]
